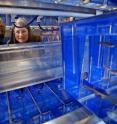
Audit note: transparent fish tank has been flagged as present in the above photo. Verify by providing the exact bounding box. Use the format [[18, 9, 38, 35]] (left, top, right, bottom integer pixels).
[[61, 11, 117, 124]]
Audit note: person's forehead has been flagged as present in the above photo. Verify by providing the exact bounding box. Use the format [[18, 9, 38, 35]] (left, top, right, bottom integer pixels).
[[14, 27, 28, 31]]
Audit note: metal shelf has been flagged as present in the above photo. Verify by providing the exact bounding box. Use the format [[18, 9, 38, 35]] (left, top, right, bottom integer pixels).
[[0, 42, 63, 93], [0, 0, 96, 17], [0, 80, 105, 124]]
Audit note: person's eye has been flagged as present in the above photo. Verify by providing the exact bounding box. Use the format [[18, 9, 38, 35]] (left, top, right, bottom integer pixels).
[[22, 31, 26, 34], [15, 31, 20, 34]]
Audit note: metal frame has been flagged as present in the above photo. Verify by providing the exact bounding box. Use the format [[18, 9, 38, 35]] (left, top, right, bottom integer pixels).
[[0, 0, 96, 17]]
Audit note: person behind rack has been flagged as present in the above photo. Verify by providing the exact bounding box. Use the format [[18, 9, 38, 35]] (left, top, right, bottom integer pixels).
[[0, 18, 6, 45], [9, 17, 42, 44]]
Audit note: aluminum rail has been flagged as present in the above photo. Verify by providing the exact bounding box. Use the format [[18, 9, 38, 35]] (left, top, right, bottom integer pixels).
[[6, 92, 12, 124], [0, 42, 63, 93], [0, 0, 96, 17], [44, 108, 106, 124]]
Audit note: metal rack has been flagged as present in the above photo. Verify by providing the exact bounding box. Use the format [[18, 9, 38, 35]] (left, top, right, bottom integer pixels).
[[0, 79, 104, 124], [0, 42, 62, 93], [0, 0, 96, 17]]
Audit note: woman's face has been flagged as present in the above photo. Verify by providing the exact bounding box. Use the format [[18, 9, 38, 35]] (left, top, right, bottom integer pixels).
[[14, 27, 28, 43]]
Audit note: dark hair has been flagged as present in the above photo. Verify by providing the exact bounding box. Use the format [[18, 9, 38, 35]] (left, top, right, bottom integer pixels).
[[0, 19, 5, 45], [0, 19, 5, 38]]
